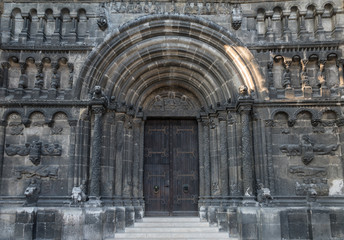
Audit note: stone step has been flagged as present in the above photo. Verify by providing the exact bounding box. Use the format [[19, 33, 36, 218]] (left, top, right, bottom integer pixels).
[[134, 222, 210, 227], [141, 217, 201, 223], [115, 232, 229, 238], [114, 217, 229, 239], [113, 238, 230, 240], [125, 227, 219, 233]]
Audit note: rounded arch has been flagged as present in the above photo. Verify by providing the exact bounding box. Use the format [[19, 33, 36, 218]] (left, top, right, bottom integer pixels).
[[75, 14, 267, 111], [2, 109, 25, 123]]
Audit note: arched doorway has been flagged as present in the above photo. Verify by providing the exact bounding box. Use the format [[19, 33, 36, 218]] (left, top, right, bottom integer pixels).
[[75, 14, 266, 216]]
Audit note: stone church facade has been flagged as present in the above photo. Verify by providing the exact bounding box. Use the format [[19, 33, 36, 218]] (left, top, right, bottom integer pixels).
[[0, 0, 344, 239]]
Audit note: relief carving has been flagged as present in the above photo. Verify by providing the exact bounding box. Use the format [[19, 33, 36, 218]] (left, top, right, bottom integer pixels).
[[289, 166, 327, 177], [5, 141, 62, 165], [24, 178, 41, 206], [9, 122, 24, 135], [15, 165, 58, 179], [150, 92, 192, 112], [295, 178, 329, 197], [51, 126, 63, 135], [280, 135, 338, 165]]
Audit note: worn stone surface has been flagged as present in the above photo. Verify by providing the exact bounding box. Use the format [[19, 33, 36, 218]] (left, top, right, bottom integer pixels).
[[0, 0, 344, 239]]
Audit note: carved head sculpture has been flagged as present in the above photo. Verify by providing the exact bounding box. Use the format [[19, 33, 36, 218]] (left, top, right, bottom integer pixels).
[[97, 16, 108, 31], [231, 4, 242, 30]]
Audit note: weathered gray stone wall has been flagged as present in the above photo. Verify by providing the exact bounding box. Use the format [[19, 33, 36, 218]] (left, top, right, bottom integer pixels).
[[0, 0, 344, 239]]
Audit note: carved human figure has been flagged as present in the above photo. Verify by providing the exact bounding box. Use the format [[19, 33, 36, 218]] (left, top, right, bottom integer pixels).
[[24, 179, 41, 205], [29, 141, 42, 166], [71, 181, 88, 204], [257, 183, 273, 204]]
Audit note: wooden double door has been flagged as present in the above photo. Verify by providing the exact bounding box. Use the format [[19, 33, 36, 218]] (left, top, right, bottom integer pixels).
[[144, 119, 199, 216]]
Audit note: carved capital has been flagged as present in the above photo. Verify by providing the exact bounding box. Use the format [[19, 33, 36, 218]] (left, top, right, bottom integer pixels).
[[336, 59, 344, 68], [336, 118, 344, 127], [68, 63, 74, 72], [1, 62, 10, 69], [92, 106, 105, 115], [51, 63, 59, 73], [311, 119, 321, 127], [288, 119, 296, 127], [68, 120, 78, 127], [218, 111, 227, 122], [283, 60, 292, 69], [265, 119, 274, 127], [238, 105, 252, 114], [20, 63, 28, 74]]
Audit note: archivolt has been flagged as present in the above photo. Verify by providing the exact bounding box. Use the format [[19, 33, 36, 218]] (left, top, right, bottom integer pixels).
[[75, 14, 266, 109]]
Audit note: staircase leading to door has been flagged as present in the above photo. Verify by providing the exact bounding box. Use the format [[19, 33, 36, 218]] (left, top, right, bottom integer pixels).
[[114, 217, 230, 239]]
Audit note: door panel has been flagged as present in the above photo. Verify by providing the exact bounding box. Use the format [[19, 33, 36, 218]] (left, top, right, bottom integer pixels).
[[144, 120, 170, 215], [144, 119, 198, 216], [172, 120, 199, 215]]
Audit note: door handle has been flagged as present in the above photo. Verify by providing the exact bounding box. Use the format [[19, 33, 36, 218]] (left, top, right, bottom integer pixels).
[[164, 185, 169, 187]]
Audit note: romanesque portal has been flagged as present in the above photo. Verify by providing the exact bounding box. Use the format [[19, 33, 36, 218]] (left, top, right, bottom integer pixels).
[[0, 1, 344, 239]]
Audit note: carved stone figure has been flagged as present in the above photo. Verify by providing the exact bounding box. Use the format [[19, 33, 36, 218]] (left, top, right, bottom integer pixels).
[[71, 181, 88, 204], [29, 141, 42, 165], [257, 183, 273, 204], [280, 135, 338, 165], [238, 85, 250, 99], [5, 141, 62, 165], [24, 179, 41, 206], [92, 85, 108, 104], [231, 5, 242, 30]]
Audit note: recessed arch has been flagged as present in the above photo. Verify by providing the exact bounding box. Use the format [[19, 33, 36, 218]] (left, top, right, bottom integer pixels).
[[75, 14, 266, 110]]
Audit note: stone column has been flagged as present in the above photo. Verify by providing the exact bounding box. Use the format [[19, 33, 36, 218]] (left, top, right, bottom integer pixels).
[[19, 14, 29, 44], [299, 13, 309, 41], [89, 105, 105, 201], [283, 13, 292, 41], [337, 59, 344, 87], [227, 112, 240, 196], [122, 118, 133, 202], [264, 119, 275, 194], [114, 114, 125, 202], [202, 117, 211, 197], [315, 11, 325, 40], [67, 120, 78, 193], [51, 15, 61, 44], [209, 116, 220, 196], [0, 121, 6, 188], [197, 118, 205, 197], [1, 62, 10, 88], [218, 112, 229, 196], [239, 105, 254, 196], [132, 118, 142, 199]]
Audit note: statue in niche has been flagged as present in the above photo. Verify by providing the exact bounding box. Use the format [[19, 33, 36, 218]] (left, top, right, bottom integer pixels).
[[24, 178, 41, 206], [71, 180, 88, 204]]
